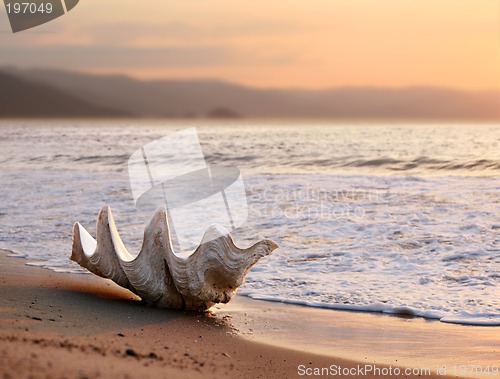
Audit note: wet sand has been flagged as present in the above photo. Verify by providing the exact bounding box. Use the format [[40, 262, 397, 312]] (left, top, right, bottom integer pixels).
[[1, 249, 498, 378]]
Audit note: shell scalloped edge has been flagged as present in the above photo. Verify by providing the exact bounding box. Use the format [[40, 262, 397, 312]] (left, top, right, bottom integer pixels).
[[71, 205, 278, 311]]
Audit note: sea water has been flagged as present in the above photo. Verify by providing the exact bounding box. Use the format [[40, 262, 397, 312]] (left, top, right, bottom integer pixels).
[[0, 120, 498, 325]]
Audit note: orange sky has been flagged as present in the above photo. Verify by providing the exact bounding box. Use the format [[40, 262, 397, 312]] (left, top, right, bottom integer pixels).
[[1, 0, 499, 90]]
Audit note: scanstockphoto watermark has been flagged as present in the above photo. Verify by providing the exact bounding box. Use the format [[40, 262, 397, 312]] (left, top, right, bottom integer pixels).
[[248, 185, 379, 222], [128, 128, 248, 251], [297, 364, 432, 377], [297, 364, 499, 377]]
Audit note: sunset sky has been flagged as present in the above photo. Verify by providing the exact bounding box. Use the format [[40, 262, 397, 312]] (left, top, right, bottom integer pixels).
[[0, 0, 499, 90]]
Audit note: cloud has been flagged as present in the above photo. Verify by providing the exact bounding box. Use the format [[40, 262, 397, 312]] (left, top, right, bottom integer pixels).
[[0, 18, 310, 71], [84, 20, 307, 46], [0, 16, 308, 72], [0, 44, 235, 69]]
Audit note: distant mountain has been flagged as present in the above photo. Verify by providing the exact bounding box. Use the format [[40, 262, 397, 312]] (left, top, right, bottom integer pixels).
[[2, 68, 499, 120], [0, 71, 129, 118]]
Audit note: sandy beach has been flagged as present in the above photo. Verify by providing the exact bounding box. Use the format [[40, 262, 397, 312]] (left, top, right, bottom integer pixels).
[[1, 0, 499, 377], [1, 249, 498, 379]]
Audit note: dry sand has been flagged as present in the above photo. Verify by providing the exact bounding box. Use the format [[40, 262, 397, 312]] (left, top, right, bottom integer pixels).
[[1, 249, 498, 378]]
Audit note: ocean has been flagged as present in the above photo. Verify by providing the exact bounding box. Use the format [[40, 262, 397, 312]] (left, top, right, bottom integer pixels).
[[0, 120, 499, 325]]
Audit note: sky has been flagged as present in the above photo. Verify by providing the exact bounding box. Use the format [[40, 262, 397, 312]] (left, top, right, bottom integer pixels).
[[0, 0, 499, 90]]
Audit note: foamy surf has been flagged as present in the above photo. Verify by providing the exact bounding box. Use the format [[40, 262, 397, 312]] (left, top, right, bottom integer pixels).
[[0, 121, 498, 326]]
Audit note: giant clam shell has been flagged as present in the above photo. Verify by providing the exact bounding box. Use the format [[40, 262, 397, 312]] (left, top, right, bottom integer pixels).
[[71, 206, 277, 311]]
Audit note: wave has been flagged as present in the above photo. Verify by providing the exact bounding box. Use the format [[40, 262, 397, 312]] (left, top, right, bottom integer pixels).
[[176, 154, 500, 174], [310, 156, 500, 173], [11, 149, 500, 176], [72, 154, 131, 164], [204, 153, 500, 174], [240, 293, 500, 326], [22, 154, 132, 167]]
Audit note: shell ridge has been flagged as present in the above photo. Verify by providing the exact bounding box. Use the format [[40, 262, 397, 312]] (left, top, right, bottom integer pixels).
[[71, 205, 278, 310]]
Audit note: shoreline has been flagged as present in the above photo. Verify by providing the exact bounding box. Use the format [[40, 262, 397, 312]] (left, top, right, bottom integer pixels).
[[1, 250, 498, 378], [217, 296, 500, 372]]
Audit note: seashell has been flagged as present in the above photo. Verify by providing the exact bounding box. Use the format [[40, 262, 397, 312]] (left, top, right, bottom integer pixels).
[[71, 206, 277, 311]]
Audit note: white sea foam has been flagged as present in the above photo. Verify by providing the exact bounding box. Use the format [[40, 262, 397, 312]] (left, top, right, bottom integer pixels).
[[0, 120, 499, 325]]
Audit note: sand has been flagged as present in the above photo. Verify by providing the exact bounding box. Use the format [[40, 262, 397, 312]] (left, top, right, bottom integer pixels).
[[1, 249, 498, 379]]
